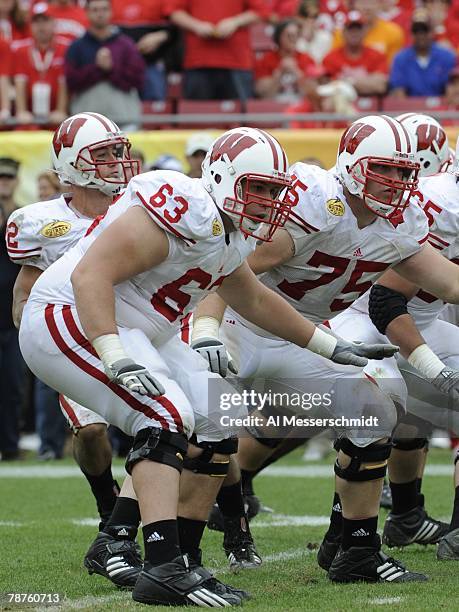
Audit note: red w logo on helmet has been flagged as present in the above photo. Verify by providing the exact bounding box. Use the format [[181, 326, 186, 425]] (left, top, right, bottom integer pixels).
[[52, 117, 88, 156], [210, 133, 257, 164], [339, 123, 376, 155], [416, 124, 446, 153]]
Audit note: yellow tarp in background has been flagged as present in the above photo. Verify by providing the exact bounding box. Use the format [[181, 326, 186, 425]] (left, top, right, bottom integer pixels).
[[1, 128, 458, 206]]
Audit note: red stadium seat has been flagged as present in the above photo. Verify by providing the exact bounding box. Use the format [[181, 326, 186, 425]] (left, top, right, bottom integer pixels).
[[141, 100, 174, 129], [245, 99, 291, 128], [176, 99, 242, 128], [381, 96, 447, 113]]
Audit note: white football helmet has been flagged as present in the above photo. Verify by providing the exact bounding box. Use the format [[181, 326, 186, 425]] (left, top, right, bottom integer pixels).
[[51, 112, 138, 195], [336, 114, 419, 218], [201, 127, 293, 241], [397, 113, 449, 176]]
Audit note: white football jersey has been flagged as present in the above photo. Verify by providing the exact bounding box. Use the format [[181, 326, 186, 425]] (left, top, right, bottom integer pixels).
[[29, 171, 256, 343], [256, 163, 429, 326], [405, 172, 459, 328], [6, 195, 97, 270]]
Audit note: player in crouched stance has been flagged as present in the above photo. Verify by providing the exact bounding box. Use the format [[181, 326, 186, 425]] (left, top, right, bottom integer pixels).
[[7, 112, 144, 588], [19, 127, 395, 606], [194, 115, 459, 585]]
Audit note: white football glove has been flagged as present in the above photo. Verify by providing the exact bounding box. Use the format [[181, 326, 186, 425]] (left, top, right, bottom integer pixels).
[[432, 367, 459, 402], [191, 336, 238, 377], [107, 357, 165, 396], [92, 334, 165, 397], [331, 339, 400, 368]]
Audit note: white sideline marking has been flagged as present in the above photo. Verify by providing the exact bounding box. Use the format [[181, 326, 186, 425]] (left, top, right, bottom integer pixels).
[[252, 514, 330, 527], [72, 518, 100, 527], [370, 597, 403, 605], [70, 515, 331, 529], [0, 463, 454, 478], [0, 520, 23, 527]]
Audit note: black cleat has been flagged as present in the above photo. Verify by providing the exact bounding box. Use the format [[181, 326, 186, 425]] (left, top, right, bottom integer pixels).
[[383, 506, 449, 547], [317, 535, 340, 571], [223, 515, 262, 572], [132, 554, 241, 606], [83, 531, 142, 589], [380, 481, 393, 510], [437, 527, 459, 560], [189, 553, 251, 601], [329, 537, 428, 583]]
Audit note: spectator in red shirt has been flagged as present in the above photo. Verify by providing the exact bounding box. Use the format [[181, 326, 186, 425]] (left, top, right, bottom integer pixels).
[[13, 3, 68, 126], [47, 0, 89, 45], [0, 38, 11, 124], [166, 0, 265, 100], [0, 0, 30, 43], [112, 0, 177, 100], [322, 11, 388, 96], [255, 19, 317, 101]]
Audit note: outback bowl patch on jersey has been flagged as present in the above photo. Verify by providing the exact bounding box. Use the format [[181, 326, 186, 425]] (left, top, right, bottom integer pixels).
[[326, 198, 345, 216], [212, 218, 223, 236], [40, 220, 72, 238]]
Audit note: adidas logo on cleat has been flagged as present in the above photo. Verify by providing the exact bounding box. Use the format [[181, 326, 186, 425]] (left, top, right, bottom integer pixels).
[[352, 528, 370, 537], [147, 532, 165, 543]]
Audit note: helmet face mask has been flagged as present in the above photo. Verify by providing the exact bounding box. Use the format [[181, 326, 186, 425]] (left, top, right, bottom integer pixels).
[[352, 155, 419, 218], [336, 115, 420, 219], [74, 137, 139, 190], [52, 113, 139, 195], [223, 172, 293, 241], [202, 127, 293, 242]]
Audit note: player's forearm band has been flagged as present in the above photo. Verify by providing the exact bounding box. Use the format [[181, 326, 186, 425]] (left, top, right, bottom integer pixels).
[[368, 284, 408, 334], [92, 334, 127, 364], [407, 344, 445, 379], [306, 326, 337, 359], [191, 316, 220, 342]]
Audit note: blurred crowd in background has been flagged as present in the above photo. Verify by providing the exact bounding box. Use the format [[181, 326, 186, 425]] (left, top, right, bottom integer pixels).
[[1, 0, 459, 129]]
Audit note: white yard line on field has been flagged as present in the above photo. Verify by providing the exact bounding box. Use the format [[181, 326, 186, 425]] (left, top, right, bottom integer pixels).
[[370, 597, 403, 605], [0, 464, 454, 478], [70, 514, 330, 529]]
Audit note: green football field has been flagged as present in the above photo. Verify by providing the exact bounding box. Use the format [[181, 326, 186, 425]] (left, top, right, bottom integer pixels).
[[1, 448, 458, 612]]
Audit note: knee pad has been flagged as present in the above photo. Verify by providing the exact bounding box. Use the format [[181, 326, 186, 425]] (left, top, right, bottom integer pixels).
[[334, 438, 392, 482], [125, 427, 188, 475], [392, 438, 429, 451], [183, 436, 238, 477]]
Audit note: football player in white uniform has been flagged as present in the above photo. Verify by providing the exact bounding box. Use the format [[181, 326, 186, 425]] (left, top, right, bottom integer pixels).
[[19, 126, 395, 606], [364, 132, 459, 560], [325, 113, 452, 551], [7, 112, 145, 588], [193, 114, 459, 584]]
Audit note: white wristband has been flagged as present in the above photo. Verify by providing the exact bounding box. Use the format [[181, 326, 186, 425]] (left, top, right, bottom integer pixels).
[[92, 334, 127, 365], [407, 343, 445, 379], [191, 316, 220, 342], [306, 327, 337, 359]]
